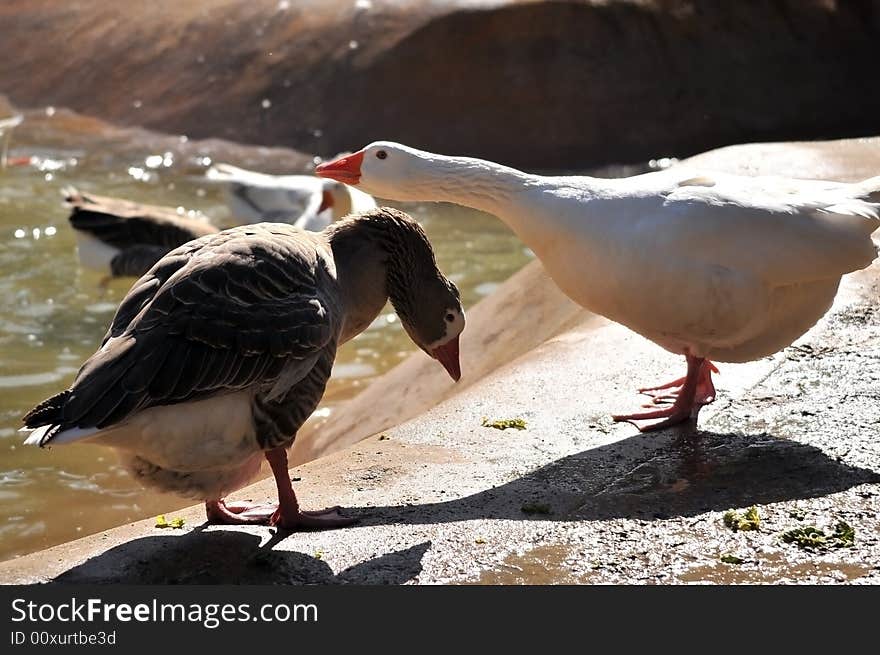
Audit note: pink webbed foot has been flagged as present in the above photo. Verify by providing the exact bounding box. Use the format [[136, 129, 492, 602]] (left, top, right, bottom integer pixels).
[[611, 404, 696, 432], [271, 505, 356, 531], [205, 499, 277, 525], [205, 499, 355, 530], [614, 355, 717, 432], [204, 446, 358, 531]]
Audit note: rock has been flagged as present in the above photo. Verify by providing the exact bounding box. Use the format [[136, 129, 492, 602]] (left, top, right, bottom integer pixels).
[[1, 1, 879, 168]]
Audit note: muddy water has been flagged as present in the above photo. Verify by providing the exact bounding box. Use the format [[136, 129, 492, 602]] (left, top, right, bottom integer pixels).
[[0, 106, 533, 561]]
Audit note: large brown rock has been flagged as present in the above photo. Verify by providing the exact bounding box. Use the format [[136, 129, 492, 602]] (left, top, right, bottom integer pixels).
[[1, 0, 878, 169]]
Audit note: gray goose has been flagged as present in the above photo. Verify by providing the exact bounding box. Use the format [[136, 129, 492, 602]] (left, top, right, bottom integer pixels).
[[22, 207, 465, 530], [205, 163, 377, 230], [65, 188, 219, 280]]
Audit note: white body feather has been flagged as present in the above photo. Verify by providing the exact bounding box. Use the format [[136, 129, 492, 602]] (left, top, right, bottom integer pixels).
[[26, 391, 264, 499]]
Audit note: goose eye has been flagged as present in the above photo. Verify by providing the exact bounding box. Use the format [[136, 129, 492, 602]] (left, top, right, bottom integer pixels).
[[376, 150, 388, 160], [445, 313, 455, 323]]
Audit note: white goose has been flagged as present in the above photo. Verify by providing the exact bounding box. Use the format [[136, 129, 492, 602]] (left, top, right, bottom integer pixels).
[[317, 142, 880, 431], [205, 162, 376, 230]]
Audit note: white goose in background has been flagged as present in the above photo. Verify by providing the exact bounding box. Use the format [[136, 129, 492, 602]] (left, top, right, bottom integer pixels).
[[205, 162, 376, 230], [317, 142, 880, 431]]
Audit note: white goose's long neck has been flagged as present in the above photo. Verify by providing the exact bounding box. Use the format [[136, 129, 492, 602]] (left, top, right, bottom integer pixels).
[[408, 154, 534, 220]]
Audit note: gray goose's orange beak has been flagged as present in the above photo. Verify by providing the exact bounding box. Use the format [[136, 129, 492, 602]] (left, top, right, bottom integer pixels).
[[315, 151, 364, 185], [430, 335, 461, 382]]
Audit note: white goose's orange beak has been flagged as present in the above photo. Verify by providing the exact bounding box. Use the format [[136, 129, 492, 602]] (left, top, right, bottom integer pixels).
[[430, 335, 461, 382], [315, 151, 364, 185]]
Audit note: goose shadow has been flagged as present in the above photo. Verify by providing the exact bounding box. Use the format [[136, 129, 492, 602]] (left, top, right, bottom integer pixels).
[[50, 428, 879, 584], [54, 529, 431, 584], [345, 428, 880, 526]]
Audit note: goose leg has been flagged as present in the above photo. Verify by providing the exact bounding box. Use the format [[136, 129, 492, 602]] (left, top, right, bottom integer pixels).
[[613, 354, 708, 432], [204, 448, 356, 530], [265, 447, 356, 530]]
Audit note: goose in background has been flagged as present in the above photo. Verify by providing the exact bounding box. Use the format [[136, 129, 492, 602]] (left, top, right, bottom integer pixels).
[[205, 162, 376, 231], [23, 207, 465, 529], [65, 188, 219, 281], [0, 113, 24, 169], [317, 142, 880, 431]]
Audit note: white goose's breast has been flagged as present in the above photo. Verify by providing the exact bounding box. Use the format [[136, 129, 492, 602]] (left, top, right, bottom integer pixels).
[[538, 237, 771, 355]]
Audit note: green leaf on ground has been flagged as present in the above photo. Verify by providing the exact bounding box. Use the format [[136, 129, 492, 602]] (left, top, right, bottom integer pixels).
[[782, 521, 855, 550], [482, 417, 527, 430], [723, 506, 761, 532], [155, 514, 185, 529]]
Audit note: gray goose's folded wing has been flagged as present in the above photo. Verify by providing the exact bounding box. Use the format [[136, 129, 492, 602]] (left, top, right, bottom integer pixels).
[[46, 225, 337, 434]]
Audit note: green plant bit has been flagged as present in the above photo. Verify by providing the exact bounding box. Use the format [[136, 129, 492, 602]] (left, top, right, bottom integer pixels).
[[720, 554, 744, 565], [784, 521, 857, 550], [830, 521, 855, 548], [723, 506, 761, 532], [482, 417, 527, 431], [155, 514, 185, 529], [521, 502, 552, 515], [781, 526, 827, 550]]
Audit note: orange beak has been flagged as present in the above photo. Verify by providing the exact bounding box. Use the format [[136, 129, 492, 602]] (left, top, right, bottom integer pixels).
[[315, 151, 364, 185], [430, 335, 461, 382]]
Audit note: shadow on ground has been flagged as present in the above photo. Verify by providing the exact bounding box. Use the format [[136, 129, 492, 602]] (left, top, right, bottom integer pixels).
[[351, 429, 879, 526], [55, 531, 431, 584], [50, 428, 878, 583]]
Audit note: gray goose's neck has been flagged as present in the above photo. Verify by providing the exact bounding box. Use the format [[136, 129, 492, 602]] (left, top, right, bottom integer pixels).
[[326, 209, 437, 343]]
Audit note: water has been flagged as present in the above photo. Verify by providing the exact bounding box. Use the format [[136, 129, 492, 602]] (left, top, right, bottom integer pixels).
[[0, 106, 532, 561]]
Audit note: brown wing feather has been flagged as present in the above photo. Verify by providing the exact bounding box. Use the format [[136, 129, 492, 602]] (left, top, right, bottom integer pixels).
[[32, 225, 338, 433]]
